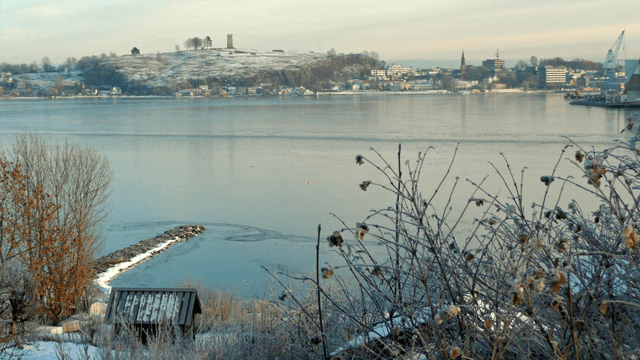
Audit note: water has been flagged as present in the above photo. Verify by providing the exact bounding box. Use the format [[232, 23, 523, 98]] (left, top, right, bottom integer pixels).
[[0, 94, 634, 297]]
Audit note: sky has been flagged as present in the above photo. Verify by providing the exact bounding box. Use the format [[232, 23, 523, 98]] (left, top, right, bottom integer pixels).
[[1, 0, 640, 65]]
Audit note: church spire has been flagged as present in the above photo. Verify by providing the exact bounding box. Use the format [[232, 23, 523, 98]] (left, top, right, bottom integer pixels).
[[460, 50, 467, 80]]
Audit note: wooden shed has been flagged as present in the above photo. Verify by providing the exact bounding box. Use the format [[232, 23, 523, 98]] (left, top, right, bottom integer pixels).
[[105, 287, 202, 343]]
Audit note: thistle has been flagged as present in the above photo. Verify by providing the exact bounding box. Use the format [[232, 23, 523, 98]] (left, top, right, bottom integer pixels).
[[540, 175, 554, 186], [327, 231, 344, 247], [622, 224, 638, 249], [447, 346, 462, 359], [359, 180, 372, 191], [355, 154, 364, 165], [371, 266, 382, 277], [554, 239, 568, 252], [483, 314, 493, 330], [549, 271, 566, 293], [321, 267, 334, 279], [575, 151, 584, 163]]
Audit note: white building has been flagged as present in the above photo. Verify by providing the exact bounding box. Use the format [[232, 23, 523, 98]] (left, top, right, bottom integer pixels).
[[387, 64, 413, 77]]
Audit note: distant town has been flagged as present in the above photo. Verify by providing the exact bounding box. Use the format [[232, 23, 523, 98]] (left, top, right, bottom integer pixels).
[[1, 32, 638, 107]]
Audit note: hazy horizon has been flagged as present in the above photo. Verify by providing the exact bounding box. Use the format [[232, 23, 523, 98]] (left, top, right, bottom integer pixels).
[[1, 0, 639, 65]]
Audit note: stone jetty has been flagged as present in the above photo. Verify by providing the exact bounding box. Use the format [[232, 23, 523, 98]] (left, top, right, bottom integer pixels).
[[94, 225, 206, 275]]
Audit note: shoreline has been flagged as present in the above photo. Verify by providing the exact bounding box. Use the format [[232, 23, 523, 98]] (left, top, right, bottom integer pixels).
[[93, 225, 206, 292], [0, 89, 561, 101]]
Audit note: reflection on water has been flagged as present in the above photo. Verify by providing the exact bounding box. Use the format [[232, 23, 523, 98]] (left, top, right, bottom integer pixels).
[[0, 94, 636, 296]]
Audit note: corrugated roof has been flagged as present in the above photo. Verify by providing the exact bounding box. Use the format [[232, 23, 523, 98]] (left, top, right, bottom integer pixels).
[[105, 288, 202, 326]]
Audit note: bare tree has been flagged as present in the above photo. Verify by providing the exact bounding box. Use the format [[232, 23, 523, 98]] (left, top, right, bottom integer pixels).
[[184, 38, 193, 51], [204, 36, 212, 49], [5, 133, 113, 322]]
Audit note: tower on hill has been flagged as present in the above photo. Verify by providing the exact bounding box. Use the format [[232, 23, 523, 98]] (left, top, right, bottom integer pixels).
[[227, 34, 233, 49]]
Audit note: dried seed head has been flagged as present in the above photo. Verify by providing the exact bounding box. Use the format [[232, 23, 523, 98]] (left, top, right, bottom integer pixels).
[[483, 315, 493, 330], [321, 267, 334, 279], [371, 266, 382, 277], [533, 278, 545, 293], [540, 176, 554, 186], [555, 208, 568, 220], [601, 302, 608, 315], [533, 269, 545, 279], [448, 346, 462, 359], [355, 155, 364, 165], [464, 251, 474, 262], [327, 231, 344, 248], [575, 151, 584, 163], [488, 218, 498, 226], [518, 234, 529, 244], [551, 296, 564, 312], [549, 271, 566, 293], [446, 305, 461, 317], [278, 292, 288, 301], [616, 169, 624, 177], [359, 180, 372, 191], [355, 228, 365, 241], [622, 225, 638, 249], [595, 216, 600, 224], [506, 204, 516, 215], [555, 239, 569, 252], [510, 286, 524, 306], [357, 223, 369, 233]]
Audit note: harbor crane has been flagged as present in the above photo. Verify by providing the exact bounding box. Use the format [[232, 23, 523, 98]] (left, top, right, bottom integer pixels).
[[603, 30, 625, 93]]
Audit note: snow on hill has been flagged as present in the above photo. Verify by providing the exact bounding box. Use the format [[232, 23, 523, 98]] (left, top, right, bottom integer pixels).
[[102, 49, 326, 87], [10, 71, 83, 89]]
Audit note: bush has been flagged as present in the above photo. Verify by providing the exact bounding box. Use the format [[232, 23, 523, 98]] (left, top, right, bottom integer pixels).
[[271, 133, 640, 359]]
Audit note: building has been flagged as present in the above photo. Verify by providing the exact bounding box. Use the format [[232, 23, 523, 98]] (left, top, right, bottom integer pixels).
[[371, 69, 386, 77], [538, 66, 567, 87], [227, 34, 233, 49], [105, 287, 202, 344], [460, 51, 467, 80], [386, 64, 413, 77], [482, 49, 506, 76], [623, 60, 640, 105]]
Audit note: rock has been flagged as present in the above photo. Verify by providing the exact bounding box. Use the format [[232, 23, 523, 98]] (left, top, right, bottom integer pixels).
[[90, 302, 107, 316], [62, 321, 82, 333]]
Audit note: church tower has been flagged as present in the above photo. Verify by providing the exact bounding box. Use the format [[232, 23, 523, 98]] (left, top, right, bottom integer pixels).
[[460, 50, 467, 80]]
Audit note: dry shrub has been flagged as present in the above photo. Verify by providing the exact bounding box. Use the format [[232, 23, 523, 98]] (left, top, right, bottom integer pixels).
[[270, 133, 640, 359]]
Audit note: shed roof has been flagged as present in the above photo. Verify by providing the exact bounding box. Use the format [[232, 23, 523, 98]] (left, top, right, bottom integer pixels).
[[105, 288, 202, 326]]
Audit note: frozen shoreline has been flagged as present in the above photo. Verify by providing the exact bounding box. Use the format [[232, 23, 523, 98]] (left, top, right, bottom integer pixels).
[[93, 225, 206, 292]]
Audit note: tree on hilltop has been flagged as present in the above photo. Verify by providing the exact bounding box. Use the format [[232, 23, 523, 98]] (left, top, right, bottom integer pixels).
[[192, 37, 203, 50], [184, 38, 193, 50], [204, 36, 212, 49], [131, 47, 140, 56]]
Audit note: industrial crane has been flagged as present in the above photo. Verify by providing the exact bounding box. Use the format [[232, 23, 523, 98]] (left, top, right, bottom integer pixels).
[[603, 30, 625, 93]]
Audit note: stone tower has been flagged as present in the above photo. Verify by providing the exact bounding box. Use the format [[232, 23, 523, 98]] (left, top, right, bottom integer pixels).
[[460, 50, 467, 80], [227, 34, 233, 49]]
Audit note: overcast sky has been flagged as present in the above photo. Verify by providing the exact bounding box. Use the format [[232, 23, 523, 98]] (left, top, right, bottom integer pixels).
[[1, 0, 639, 65]]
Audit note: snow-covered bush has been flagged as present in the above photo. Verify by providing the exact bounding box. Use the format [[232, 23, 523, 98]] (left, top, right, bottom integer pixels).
[[271, 122, 640, 359]]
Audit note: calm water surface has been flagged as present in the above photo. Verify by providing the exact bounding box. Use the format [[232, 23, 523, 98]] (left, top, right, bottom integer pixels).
[[0, 94, 634, 296]]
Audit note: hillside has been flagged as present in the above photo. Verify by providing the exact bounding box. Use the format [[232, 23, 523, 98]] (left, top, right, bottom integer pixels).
[[97, 48, 325, 89]]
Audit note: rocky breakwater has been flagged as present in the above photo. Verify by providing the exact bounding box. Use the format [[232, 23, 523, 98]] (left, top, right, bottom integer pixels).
[[93, 225, 206, 289]]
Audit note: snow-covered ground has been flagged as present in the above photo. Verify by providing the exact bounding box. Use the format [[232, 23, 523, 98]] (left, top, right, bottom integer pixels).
[[10, 71, 83, 89], [5, 341, 99, 360], [101, 49, 325, 87]]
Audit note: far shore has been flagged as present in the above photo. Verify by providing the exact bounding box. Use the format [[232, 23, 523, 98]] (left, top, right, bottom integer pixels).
[[0, 89, 562, 101]]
